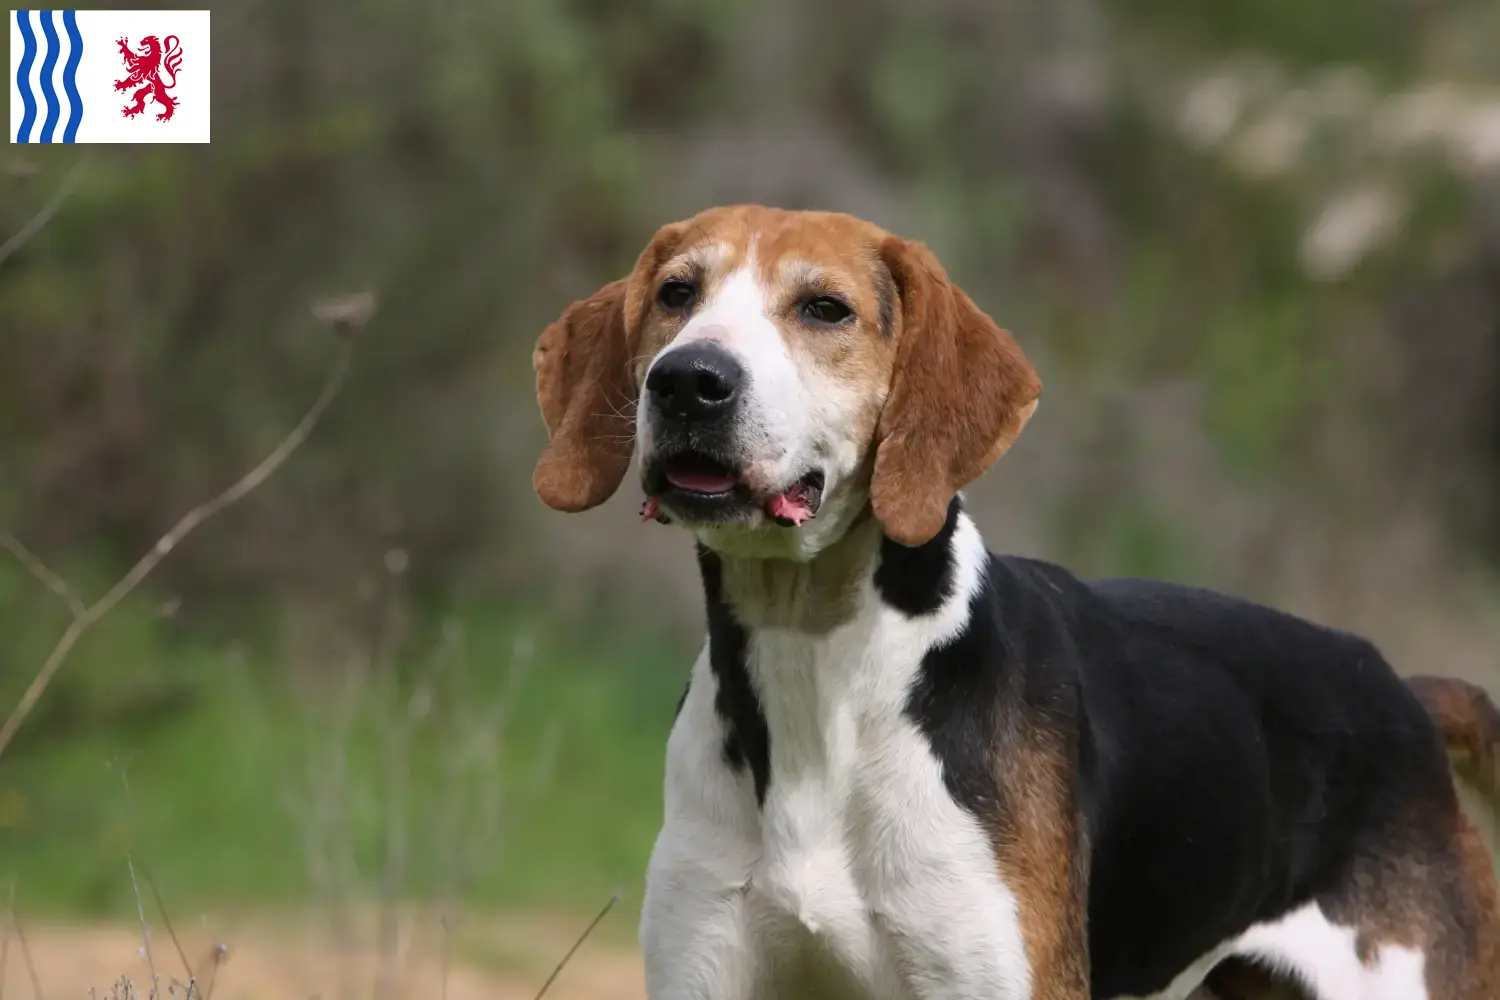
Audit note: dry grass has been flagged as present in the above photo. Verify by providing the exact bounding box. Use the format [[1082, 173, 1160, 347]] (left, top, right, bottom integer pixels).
[[3, 910, 645, 1000]]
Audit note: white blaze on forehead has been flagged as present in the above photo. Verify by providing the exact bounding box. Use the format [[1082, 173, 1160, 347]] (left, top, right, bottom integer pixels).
[[638, 244, 885, 560], [649, 253, 806, 456], [677, 255, 782, 351]]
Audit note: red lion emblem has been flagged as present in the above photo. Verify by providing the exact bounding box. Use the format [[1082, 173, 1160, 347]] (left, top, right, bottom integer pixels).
[[114, 34, 183, 122]]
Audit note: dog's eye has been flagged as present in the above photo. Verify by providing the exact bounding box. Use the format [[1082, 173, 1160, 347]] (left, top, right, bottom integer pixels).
[[801, 296, 854, 325], [658, 280, 697, 311]]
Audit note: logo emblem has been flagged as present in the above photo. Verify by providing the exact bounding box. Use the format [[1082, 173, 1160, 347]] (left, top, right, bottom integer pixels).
[[114, 34, 182, 121], [10, 10, 210, 143]]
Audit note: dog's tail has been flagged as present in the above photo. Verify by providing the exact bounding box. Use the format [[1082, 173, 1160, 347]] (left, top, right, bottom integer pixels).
[[1408, 675, 1500, 854], [1409, 676, 1500, 802], [1409, 674, 1500, 988]]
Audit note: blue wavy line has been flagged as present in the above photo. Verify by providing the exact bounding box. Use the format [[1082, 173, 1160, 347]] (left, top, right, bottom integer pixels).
[[37, 10, 60, 142], [15, 11, 37, 143], [61, 10, 82, 143]]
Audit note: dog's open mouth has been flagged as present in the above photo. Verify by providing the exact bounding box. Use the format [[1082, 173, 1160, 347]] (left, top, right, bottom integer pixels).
[[662, 453, 738, 496], [643, 453, 825, 527]]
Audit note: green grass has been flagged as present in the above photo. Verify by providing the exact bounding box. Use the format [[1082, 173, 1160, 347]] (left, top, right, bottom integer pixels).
[[0, 602, 687, 927]]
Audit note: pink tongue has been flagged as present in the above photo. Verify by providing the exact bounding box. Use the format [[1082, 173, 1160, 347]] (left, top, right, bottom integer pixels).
[[768, 491, 816, 526], [666, 471, 736, 494]]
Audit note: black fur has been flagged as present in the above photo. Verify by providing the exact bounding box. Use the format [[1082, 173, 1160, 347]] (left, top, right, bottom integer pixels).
[[888, 500, 1453, 997], [874, 497, 960, 616], [698, 545, 771, 805]]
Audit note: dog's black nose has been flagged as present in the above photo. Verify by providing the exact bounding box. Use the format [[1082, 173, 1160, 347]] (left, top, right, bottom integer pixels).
[[646, 343, 743, 420]]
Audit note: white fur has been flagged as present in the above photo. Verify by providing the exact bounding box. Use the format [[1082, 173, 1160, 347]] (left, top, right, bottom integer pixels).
[[1116, 902, 1430, 1000], [1231, 903, 1427, 1000], [638, 254, 880, 562], [640, 512, 1033, 999]]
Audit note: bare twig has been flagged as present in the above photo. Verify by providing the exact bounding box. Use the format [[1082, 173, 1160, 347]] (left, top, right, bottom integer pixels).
[[0, 535, 85, 617], [196, 943, 227, 1000], [127, 857, 160, 998], [11, 911, 43, 1000], [140, 863, 195, 991], [374, 551, 413, 1000], [0, 151, 90, 269], [0, 332, 358, 760], [439, 910, 452, 1000], [532, 893, 620, 1000]]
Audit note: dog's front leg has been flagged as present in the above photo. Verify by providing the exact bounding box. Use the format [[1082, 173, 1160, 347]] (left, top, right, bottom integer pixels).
[[641, 660, 767, 1000], [871, 897, 1034, 1000], [640, 840, 763, 1000], [863, 730, 1091, 1000]]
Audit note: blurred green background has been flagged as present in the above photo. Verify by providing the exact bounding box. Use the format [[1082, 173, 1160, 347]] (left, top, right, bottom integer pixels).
[[4, 0, 1500, 991]]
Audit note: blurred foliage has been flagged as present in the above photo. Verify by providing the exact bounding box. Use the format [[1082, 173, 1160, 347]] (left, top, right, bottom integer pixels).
[[2, 602, 681, 919], [3, 0, 1500, 915]]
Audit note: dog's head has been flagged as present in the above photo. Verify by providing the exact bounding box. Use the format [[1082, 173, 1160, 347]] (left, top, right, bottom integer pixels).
[[532, 205, 1040, 556]]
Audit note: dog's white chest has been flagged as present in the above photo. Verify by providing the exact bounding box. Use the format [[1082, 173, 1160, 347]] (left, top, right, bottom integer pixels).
[[738, 615, 1030, 998], [748, 787, 887, 998], [641, 516, 1033, 1000], [742, 657, 888, 994]]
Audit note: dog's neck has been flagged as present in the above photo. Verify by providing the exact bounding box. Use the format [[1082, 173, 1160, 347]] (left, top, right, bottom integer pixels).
[[696, 498, 965, 634], [699, 511, 882, 633], [691, 498, 973, 810]]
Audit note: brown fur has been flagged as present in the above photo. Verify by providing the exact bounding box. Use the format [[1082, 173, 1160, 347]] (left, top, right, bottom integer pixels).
[[532, 279, 634, 512], [1405, 675, 1500, 998], [1451, 808, 1500, 998], [1409, 676, 1500, 801], [872, 236, 1041, 547], [530, 206, 1041, 545], [717, 514, 883, 632], [991, 723, 1091, 1000], [532, 222, 686, 512], [1317, 815, 1491, 999], [654, 206, 905, 458]]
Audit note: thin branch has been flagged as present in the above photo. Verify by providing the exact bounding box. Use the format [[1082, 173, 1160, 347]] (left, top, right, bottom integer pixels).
[[0, 151, 90, 269], [127, 858, 160, 999], [0, 336, 356, 760], [532, 893, 619, 1000], [140, 862, 195, 990], [197, 943, 227, 1000], [10, 911, 43, 1000], [439, 910, 452, 1000], [0, 534, 86, 617]]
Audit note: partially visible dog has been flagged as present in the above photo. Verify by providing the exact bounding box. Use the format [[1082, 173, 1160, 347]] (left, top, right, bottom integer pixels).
[[532, 204, 1500, 999]]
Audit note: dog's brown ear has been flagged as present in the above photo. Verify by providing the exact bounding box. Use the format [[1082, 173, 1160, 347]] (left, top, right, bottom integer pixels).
[[872, 237, 1042, 546], [532, 279, 635, 512], [532, 223, 686, 512]]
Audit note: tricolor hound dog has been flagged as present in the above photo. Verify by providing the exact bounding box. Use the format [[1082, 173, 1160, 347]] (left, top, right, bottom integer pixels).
[[530, 205, 1500, 1000]]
